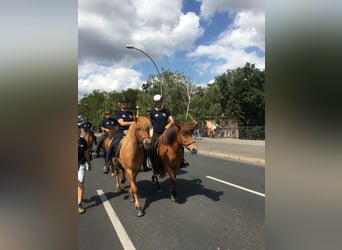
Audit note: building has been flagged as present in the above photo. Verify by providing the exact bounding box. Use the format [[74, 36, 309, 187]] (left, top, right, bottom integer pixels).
[[218, 116, 239, 139]]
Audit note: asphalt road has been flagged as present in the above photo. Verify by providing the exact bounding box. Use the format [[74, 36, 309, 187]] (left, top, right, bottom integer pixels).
[[79, 148, 265, 250]]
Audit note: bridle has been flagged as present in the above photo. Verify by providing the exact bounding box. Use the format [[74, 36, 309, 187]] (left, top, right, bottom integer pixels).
[[182, 141, 196, 147], [136, 135, 152, 148]]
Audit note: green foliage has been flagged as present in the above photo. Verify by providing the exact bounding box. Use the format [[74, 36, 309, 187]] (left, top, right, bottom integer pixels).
[[214, 62, 265, 126], [78, 62, 265, 136]]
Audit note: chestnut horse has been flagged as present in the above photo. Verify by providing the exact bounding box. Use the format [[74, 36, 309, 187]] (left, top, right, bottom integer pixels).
[[110, 116, 152, 217], [84, 130, 96, 151], [151, 121, 198, 202]]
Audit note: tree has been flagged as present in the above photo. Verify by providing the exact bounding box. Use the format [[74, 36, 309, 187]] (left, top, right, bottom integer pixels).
[[141, 69, 197, 121], [78, 62, 265, 138], [214, 62, 265, 126]]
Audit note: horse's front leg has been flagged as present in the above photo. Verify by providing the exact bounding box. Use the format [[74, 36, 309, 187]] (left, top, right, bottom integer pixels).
[[152, 174, 162, 191], [169, 170, 177, 202], [112, 158, 121, 192], [126, 169, 144, 217], [103, 151, 110, 174]]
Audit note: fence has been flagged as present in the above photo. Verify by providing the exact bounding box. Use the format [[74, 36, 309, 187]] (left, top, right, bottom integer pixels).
[[198, 126, 265, 140], [238, 126, 265, 140]]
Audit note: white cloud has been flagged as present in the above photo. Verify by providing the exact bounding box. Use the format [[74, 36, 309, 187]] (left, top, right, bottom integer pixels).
[[78, 0, 264, 99], [78, 63, 142, 99], [78, 0, 203, 62], [78, 0, 204, 99], [187, 10, 264, 74]]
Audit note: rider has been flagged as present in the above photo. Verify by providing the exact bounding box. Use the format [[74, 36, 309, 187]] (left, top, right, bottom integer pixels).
[[115, 96, 135, 136], [104, 96, 135, 173], [142, 108, 152, 172], [148, 95, 174, 143], [78, 124, 91, 214], [94, 110, 118, 158], [148, 94, 189, 173], [80, 117, 92, 137]]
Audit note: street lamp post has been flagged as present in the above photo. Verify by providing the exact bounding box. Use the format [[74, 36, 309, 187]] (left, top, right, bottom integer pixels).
[[95, 110, 99, 133], [126, 45, 163, 96]]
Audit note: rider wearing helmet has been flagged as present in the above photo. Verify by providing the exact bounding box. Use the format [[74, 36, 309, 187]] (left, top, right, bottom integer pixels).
[[80, 117, 93, 137], [149, 94, 174, 142], [104, 96, 135, 174], [115, 96, 135, 135], [148, 94, 189, 172], [94, 110, 119, 158]]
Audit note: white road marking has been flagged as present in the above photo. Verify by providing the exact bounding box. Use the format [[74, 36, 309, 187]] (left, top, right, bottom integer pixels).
[[206, 176, 265, 197], [96, 189, 136, 250]]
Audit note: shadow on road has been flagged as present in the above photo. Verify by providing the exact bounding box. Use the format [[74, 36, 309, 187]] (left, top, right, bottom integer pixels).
[[137, 176, 224, 213], [83, 189, 129, 209]]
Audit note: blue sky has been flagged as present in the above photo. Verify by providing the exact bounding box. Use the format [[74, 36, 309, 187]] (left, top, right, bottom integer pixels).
[[78, 0, 264, 100]]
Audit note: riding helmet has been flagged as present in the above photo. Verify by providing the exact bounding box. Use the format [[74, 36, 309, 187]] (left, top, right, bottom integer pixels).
[[118, 96, 129, 103], [153, 94, 162, 102], [105, 110, 112, 114]]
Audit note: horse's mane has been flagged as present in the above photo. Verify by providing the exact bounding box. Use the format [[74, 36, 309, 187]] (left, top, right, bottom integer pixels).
[[182, 121, 197, 132], [160, 121, 196, 145], [125, 118, 136, 139], [160, 123, 178, 145], [125, 116, 150, 141]]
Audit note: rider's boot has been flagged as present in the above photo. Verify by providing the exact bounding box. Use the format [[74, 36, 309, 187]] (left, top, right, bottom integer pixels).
[[103, 164, 109, 174], [180, 159, 190, 168]]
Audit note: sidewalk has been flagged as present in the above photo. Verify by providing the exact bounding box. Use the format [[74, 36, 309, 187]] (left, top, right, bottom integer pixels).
[[192, 137, 265, 166]]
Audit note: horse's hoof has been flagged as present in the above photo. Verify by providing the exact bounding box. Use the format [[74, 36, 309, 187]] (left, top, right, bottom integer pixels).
[[170, 192, 177, 202], [129, 194, 135, 202], [170, 195, 177, 202], [136, 207, 144, 217], [115, 187, 121, 193], [103, 166, 108, 174]]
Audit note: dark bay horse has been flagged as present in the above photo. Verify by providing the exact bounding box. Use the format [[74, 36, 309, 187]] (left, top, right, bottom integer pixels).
[[110, 116, 152, 217], [151, 121, 198, 202], [102, 126, 119, 174]]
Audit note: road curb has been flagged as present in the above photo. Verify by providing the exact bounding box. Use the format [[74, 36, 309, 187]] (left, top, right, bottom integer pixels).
[[196, 150, 265, 166]]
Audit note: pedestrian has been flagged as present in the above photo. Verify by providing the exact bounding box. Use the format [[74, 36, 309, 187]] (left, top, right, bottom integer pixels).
[[94, 110, 118, 158], [193, 120, 200, 139], [105, 96, 134, 172], [78, 124, 91, 214], [148, 94, 189, 171]]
